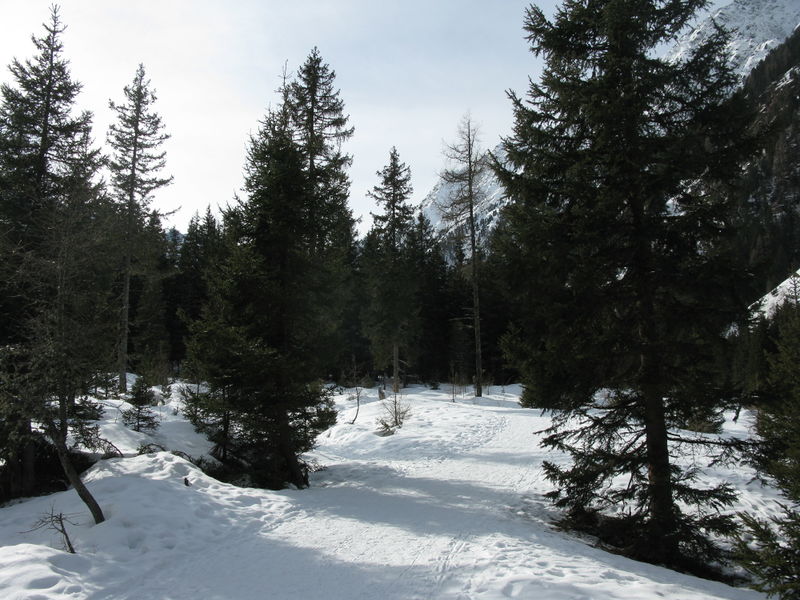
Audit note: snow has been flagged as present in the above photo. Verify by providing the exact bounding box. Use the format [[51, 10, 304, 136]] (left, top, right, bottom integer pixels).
[[752, 269, 800, 318], [668, 0, 800, 83], [0, 384, 779, 599]]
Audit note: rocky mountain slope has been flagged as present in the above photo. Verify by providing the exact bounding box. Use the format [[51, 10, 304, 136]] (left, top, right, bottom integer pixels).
[[420, 0, 800, 243]]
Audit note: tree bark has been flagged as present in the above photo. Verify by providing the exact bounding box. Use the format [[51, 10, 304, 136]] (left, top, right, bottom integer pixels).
[[468, 183, 482, 398], [118, 242, 131, 393], [48, 419, 105, 524], [392, 341, 400, 394]]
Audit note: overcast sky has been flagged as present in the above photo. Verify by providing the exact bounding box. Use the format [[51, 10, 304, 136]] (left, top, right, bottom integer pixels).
[[1, 1, 728, 235], [0, 0, 551, 234]]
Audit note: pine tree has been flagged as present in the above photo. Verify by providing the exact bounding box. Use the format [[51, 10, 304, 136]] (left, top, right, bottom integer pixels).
[[0, 8, 113, 522], [287, 48, 356, 375], [186, 98, 336, 489], [122, 377, 159, 433], [107, 63, 172, 392], [438, 114, 487, 396], [405, 212, 452, 384], [733, 289, 800, 598], [362, 147, 417, 393], [496, 0, 755, 569]]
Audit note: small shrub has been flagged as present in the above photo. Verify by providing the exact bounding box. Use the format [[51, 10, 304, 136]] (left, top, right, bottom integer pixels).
[[377, 394, 410, 434]]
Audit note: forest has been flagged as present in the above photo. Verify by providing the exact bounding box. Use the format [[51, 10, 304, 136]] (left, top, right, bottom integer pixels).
[[1, 1, 800, 597]]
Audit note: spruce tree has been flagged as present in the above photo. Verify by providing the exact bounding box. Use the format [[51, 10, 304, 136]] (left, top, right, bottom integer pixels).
[[496, 0, 755, 569], [0, 6, 111, 521], [107, 63, 172, 392], [186, 98, 336, 489], [362, 147, 417, 393], [287, 48, 356, 375], [736, 297, 800, 598]]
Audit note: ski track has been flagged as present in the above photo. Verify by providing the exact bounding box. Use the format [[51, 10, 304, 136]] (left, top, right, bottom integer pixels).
[[0, 388, 772, 599]]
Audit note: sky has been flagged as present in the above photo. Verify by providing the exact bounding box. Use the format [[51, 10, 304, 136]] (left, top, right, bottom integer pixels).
[[0, 0, 548, 235]]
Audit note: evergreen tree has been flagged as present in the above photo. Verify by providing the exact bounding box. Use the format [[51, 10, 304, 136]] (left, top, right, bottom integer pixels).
[[122, 377, 159, 433], [186, 98, 335, 489], [736, 295, 800, 599], [405, 212, 452, 384], [287, 48, 356, 375], [362, 147, 417, 393], [496, 0, 754, 569], [107, 63, 172, 392], [438, 114, 487, 396], [0, 7, 112, 521]]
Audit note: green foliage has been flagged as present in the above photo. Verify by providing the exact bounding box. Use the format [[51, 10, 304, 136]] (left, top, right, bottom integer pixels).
[[122, 378, 159, 433], [185, 72, 344, 489], [737, 297, 800, 595], [495, 0, 755, 569], [736, 510, 800, 599], [361, 148, 418, 387]]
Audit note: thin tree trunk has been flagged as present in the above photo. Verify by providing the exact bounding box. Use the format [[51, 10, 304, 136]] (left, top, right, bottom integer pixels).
[[468, 194, 482, 398], [48, 418, 105, 524], [118, 251, 131, 393], [392, 341, 400, 394]]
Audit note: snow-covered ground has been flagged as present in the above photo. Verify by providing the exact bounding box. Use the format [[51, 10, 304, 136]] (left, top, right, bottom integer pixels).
[[0, 384, 781, 599]]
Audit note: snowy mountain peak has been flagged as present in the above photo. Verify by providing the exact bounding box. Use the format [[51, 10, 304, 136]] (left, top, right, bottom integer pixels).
[[668, 0, 800, 82], [421, 0, 800, 239]]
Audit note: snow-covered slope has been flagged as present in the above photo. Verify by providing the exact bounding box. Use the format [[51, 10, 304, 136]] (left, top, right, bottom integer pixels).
[[421, 0, 800, 238], [0, 385, 780, 599], [419, 145, 507, 239], [669, 0, 800, 82], [752, 269, 800, 317]]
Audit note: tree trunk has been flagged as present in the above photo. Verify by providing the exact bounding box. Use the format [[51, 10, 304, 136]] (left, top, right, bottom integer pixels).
[[468, 193, 482, 398], [118, 248, 131, 393], [22, 420, 36, 496], [48, 419, 105, 524], [392, 341, 400, 394], [643, 382, 676, 558], [278, 413, 308, 489]]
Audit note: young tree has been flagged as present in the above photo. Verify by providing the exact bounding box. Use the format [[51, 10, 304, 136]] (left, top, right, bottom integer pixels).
[[107, 63, 172, 392], [496, 0, 754, 569], [438, 114, 488, 396], [122, 377, 159, 433], [362, 147, 416, 393]]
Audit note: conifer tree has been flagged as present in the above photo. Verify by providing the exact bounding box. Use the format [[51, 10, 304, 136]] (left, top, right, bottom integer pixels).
[[107, 63, 172, 392], [0, 6, 111, 521], [362, 148, 416, 393], [186, 98, 335, 489], [496, 0, 754, 569], [406, 212, 452, 384], [287, 48, 356, 375], [735, 296, 800, 598]]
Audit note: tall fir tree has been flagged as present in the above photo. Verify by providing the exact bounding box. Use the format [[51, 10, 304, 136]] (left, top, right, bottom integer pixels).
[[0, 6, 112, 520], [186, 97, 335, 489], [287, 48, 356, 375], [362, 147, 417, 393], [107, 63, 172, 392], [496, 0, 755, 569]]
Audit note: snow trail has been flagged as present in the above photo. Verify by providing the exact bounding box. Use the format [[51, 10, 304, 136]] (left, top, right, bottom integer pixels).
[[0, 385, 771, 599]]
